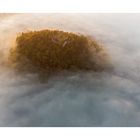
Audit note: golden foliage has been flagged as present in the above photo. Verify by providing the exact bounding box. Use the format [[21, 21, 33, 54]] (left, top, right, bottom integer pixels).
[[9, 29, 110, 75]]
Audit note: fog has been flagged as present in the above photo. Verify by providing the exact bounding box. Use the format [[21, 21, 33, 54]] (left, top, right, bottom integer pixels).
[[0, 14, 140, 126]]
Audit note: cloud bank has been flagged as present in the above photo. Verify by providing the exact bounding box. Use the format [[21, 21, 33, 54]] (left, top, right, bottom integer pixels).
[[0, 14, 140, 126]]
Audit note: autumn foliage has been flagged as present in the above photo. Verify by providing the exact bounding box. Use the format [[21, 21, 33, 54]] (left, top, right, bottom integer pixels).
[[9, 29, 109, 75]]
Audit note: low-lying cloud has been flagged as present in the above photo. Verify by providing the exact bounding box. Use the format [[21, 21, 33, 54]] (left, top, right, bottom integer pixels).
[[0, 14, 140, 126]]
